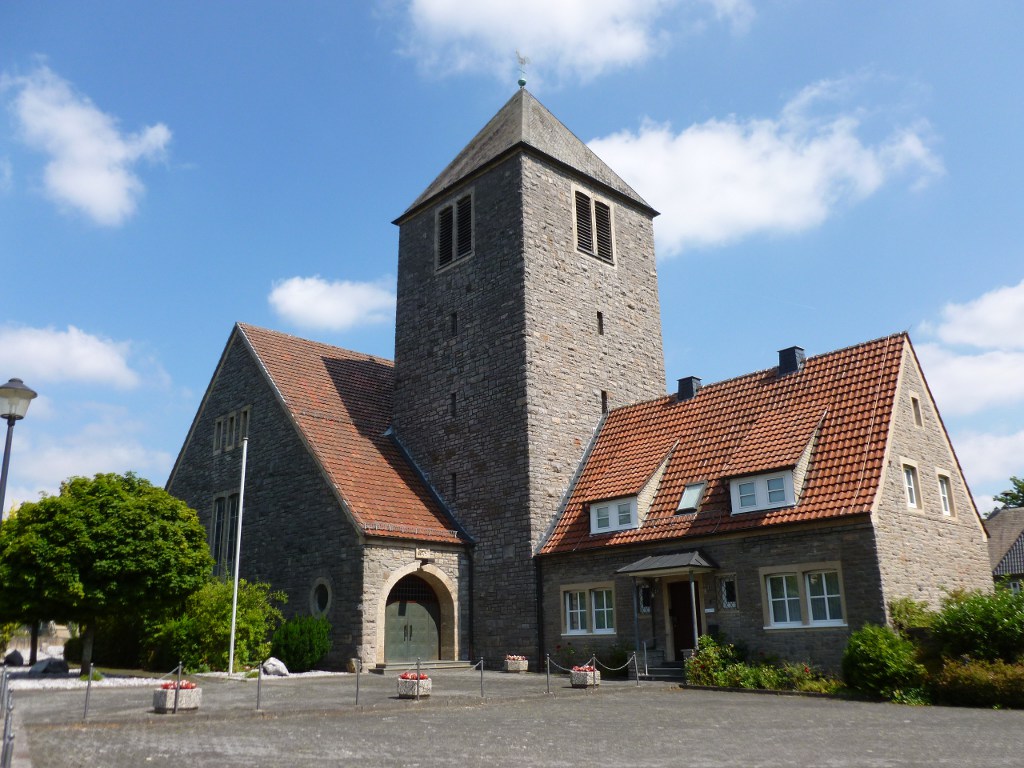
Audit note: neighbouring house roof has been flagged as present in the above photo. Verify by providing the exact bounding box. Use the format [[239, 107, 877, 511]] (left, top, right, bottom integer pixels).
[[397, 88, 653, 221], [238, 323, 464, 545], [541, 333, 908, 555], [986, 507, 1024, 575]]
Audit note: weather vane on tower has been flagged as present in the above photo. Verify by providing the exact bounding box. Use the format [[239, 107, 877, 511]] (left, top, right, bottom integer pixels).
[[516, 50, 529, 89]]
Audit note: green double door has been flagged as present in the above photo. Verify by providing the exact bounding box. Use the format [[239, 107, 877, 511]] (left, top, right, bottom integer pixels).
[[384, 575, 441, 662]]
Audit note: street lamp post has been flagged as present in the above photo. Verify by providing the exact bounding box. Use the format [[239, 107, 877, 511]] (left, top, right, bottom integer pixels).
[[0, 378, 38, 519]]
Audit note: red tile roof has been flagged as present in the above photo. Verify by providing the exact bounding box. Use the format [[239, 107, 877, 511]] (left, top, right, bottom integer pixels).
[[541, 334, 907, 555], [238, 324, 463, 545]]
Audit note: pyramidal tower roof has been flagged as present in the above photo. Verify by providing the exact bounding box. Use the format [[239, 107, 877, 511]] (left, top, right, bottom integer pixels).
[[398, 89, 654, 221]]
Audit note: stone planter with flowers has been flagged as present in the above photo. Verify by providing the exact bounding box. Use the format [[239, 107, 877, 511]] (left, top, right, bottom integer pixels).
[[396, 671, 431, 698], [504, 655, 528, 673], [153, 680, 202, 713], [570, 665, 600, 688]]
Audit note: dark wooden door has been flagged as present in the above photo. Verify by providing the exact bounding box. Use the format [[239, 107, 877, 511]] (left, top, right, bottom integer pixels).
[[384, 575, 440, 661], [668, 580, 701, 657]]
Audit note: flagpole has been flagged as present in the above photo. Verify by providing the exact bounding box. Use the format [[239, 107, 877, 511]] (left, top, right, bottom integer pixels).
[[228, 436, 249, 675]]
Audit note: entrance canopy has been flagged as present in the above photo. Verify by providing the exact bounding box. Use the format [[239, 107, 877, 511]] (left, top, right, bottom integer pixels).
[[616, 550, 717, 578]]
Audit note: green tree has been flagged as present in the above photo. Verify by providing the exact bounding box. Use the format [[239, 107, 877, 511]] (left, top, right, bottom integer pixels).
[[993, 476, 1024, 509], [0, 472, 212, 673]]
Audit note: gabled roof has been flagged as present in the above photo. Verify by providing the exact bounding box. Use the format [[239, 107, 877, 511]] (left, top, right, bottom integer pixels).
[[397, 89, 653, 221], [986, 507, 1024, 574], [541, 334, 908, 555], [238, 324, 463, 545]]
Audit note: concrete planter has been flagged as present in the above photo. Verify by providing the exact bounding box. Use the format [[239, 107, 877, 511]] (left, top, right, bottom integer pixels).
[[504, 658, 528, 673], [570, 670, 600, 688], [153, 687, 202, 713], [396, 677, 431, 698]]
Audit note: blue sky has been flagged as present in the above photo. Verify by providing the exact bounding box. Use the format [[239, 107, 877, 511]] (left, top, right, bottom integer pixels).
[[2, 1, 1022, 514]]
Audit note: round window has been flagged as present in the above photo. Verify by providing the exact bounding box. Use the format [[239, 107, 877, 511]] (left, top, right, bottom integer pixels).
[[309, 578, 332, 616]]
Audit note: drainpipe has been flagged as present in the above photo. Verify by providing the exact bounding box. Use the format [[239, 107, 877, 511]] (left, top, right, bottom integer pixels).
[[689, 570, 699, 651]]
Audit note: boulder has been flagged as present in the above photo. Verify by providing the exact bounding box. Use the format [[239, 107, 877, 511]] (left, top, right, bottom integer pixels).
[[262, 657, 289, 676], [3, 650, 24, 667], [29, 658, 69, 674]]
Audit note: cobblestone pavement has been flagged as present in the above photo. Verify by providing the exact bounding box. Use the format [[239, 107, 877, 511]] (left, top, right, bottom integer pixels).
[[9, 669, 1024, 767]]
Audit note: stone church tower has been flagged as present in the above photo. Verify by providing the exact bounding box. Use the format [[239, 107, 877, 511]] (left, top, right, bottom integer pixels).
[[391, 89, 666, 660]]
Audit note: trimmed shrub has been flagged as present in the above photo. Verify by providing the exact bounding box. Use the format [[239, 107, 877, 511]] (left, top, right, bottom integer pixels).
[[930, 659, 1024, 709], [842, 624, 925, 701], [685, 634, 738, 686], [271, 615, 332, 673], [888, 597, 934, 635], [930, 588, 1024, 663]]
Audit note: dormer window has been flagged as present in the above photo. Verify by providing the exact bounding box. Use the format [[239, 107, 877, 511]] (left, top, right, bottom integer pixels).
[[437, 191, 473, 270], [677, 482, 706, 513], [729, 471, 794, 514], [590, 496, 637, 534]]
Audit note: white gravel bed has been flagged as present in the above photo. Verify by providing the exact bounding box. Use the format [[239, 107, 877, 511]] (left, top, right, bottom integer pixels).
[[5, 670, 165, 691]]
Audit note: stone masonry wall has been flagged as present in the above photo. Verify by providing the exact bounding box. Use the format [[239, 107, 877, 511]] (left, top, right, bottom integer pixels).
[[541, 520, 885, 672], [872, 345, 992, 607], [392, 154, 534, 662], [392, 151, 666, 664], [167, 332, 364, 669]]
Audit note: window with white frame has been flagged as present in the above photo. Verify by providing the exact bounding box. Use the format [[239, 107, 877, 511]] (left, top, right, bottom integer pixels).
[[590, 496, 638, 534], [761, 564, 846, 629], [903, 463, 921, 508], [718, 575, 737, 609], [729, 471, 794, 514], [677, 481, 706, 513], [562, 585, 616, 635], [437, 191, 473, 270], [937, 474, 954, 516], [574, 188, 614, 263]]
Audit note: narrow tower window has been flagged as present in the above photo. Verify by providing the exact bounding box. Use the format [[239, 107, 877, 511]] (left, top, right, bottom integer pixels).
[[450, 311, 458, 337], [596, 311, 604, 335], [437, 192, 473, 269], [601, 390, 608, 414], [450, 392, 457, 418], [574, 189, 614, 264]]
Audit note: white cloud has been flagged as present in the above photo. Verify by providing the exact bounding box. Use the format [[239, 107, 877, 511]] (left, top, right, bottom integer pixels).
[[953, 429, 1024, 490], [589, 78, 943, 257], [925, 278, 1024, 350], [916, 343, 1024, 417], [398, 0, 743, 82], [2, 411, 173, 514], [0, 325, 140, 389], [268, 276, 396, 331], [4, 65, 170, 226]]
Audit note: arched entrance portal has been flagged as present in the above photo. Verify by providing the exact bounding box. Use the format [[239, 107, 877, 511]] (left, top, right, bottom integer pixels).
[[384, 575, 440, 661]]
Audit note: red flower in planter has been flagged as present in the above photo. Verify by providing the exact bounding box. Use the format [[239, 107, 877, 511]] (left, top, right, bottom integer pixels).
[[160, 681, 198, 690], [572, 665, 596, 673], [398, 672, 429, 680]]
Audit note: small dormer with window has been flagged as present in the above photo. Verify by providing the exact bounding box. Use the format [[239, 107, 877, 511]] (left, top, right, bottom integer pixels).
[[729, 470, 796, 514], [589, 496, 638, 534]]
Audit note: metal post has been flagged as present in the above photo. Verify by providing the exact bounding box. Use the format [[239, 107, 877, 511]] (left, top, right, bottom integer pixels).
[[0, 418, 17, 520], [228, 436, 250, 676], [689, 571, 699, 651], [173, 661, 182, 714], [83, 669, 93, 719], [256, 660, 263, 711], [591, 655, 597, 691], [643, 641, 649, 677], [355, 658, 361, 706], [545, 654, 550, 695], [2, 697, 13, 768], [633, 652, 640, 687], [415, 658, 421, 701], [479, 657, 484, 698]]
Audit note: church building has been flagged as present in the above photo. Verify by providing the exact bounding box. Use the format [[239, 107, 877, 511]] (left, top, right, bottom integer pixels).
[[167, 89, 991, 671]]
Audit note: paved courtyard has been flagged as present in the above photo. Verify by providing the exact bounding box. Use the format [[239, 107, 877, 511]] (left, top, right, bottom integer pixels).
[[8, 669, 1024, 767]]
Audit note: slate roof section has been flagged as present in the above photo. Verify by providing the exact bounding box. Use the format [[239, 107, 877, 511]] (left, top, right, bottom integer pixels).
[[238, 323, 463, 545], [541, 333, 908, 555], [986, 507, 1024, 574], [398, 89, 653, 220]]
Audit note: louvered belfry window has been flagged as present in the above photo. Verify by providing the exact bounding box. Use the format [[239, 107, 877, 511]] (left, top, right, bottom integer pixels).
[[575, 189, 614, 263], [437, 192, 473, 269]]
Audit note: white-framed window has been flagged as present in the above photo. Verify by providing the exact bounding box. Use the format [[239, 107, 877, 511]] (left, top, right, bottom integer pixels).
[[436, 191, 473, 270], [1010, 581, 1021, 596], [729, 471, 794, 514], [937, 473, 954, 516], [590, 496, 638, 534], [903, 462, 921, 509], [677, 481, 706, 512], [573, 188, 614, 263], [760, 563, 846, 629], [718, 575, 737, 610], [562, 584, 616, 635]]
